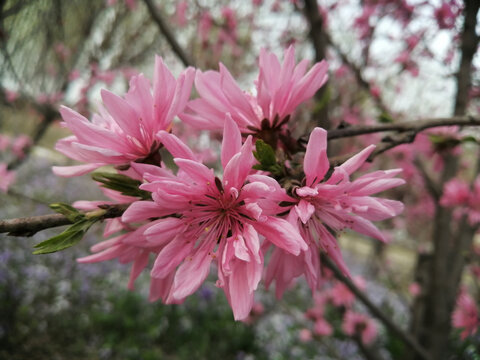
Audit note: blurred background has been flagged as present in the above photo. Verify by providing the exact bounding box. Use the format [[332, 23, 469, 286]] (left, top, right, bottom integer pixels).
[[0, 0, 479, 359]]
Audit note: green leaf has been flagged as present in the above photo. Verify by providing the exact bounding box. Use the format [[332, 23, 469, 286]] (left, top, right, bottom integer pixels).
[[461, 135, 478, 143], [49, 203, 84, 222], [378, 111, 394, 123], [253, 140, 276, 167], [92, 172, 151, 200], [33, 219, 96, 254]]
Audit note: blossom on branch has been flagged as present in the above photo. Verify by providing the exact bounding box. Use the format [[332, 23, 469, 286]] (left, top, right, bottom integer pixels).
[[53, 56, 194, 177], [116, 116, 306, 320], [180, 46, 328, 147], [266, 128, 405, 297], [452, 289, 479, 340]]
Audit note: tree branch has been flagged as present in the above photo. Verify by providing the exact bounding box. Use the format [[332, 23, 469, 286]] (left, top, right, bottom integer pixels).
[[0, 203, 129, 236], [142, 0, 194, 67], [327, 115, 480, 140], [321, 254, 431, 360], [324, 32, 390, 116]]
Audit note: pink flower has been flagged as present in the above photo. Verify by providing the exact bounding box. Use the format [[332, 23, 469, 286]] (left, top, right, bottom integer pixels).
[[266, 128, 404, 297], [314, 318, 333, 336], [330, 277, 366, 308], [305, 292, 333, 336], [198, 12, 213, 43], [180, 46, 328, 145], [299, 328, 313, 342], [5, 90, 18, 103], [11, 135, 31, 159], [452, 290, 479, 340], [0, 134, 10, 151], [409, 282, 421, 297], [342, 311, 378, 345], [175, 1, 188, 27], [0, 163, 15, 192], [53, 56, 194, 177], [440, 179, 470, 207], [120, 116, 306, 320]]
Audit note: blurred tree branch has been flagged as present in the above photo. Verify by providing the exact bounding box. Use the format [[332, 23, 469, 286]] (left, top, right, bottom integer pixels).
[[321, 254, 431, 360], [142, 0, 194, 67], [0, 203, 129, 236]]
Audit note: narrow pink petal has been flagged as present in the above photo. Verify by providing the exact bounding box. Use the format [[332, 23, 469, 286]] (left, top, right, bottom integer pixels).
[[254, 216, 307, 255], [219, 63, 258, 121], [145, 218, 186, 246], [174, 158, 215, 185], [328, 145, 376, 184], [149, 272, 175, 302], [122, 201, 167, 223], [348, 215, 387, 242], [59, 106, 126, 149], [228, 262, 255, 320], [101, 89, 142, 139], [124, 74, 154, 131], [165, 67, 195, 124], [127, 250, 150, 290], [153, 56, 176, 127], [223, 136, 254, 190], [157, 131, 196, 160], [221, 113, 242, 168], [151, 236, 194, 278], [90, 236, 123, 253], [171, 241, 215, 299], [77, 244, 124, 263], [304, 127, 329, 186], [52, 163, 103, 177], [295, 199, 316, 224]]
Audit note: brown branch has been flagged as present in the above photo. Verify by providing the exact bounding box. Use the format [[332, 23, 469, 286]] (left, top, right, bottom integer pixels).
[[327, 115, 480, 140], [142, 0, 194, 67], [324, 32, 390, 116], [302, 0, 330, 128], [321, 254, 432, 360], [0, 203, 129, 236]]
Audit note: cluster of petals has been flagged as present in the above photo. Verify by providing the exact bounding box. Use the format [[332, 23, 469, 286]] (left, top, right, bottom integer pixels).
[[440, 177, 480, 225], [53, 49, 408, 321], [305, 293, 333, 336], [82, 116, 306, 320], [342, 310, 378, 345], [266, 128, 405, 297], [452, 289, 479, 340], [180, 45, 328, 134], [53, 56, 194, 177]]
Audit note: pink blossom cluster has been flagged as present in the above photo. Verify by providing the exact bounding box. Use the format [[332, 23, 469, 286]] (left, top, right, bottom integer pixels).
[[304, 277, 378, 345], [54, 48, 405, 320], [440, 177, 480, 226], [452, 288, 479, 340]]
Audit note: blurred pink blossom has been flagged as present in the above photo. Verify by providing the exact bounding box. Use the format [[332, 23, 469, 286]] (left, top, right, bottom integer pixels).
[[0, 163, 15, 192], [342, 311, 378, 345], [452, 289, 479, 340]]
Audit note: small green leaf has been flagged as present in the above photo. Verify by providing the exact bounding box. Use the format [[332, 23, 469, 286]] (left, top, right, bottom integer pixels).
[[461, 135, 478, 143], [92, 172, 151, 200], [254, 140, 276, 167], [49, 203, 84, 222], [33, 219, 96, 254], [378, 111, 394, 123]]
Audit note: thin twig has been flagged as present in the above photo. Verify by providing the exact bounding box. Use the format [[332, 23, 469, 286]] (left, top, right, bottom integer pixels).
[[321, 253, 432, 360], [324, 32, 390, 115], [327, 115, 480, 140], [142, 0, 194, 67], [0, 203, 129, 236]]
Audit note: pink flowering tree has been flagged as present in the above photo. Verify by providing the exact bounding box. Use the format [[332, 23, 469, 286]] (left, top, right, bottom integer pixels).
[[1, 0, 480, 359]]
